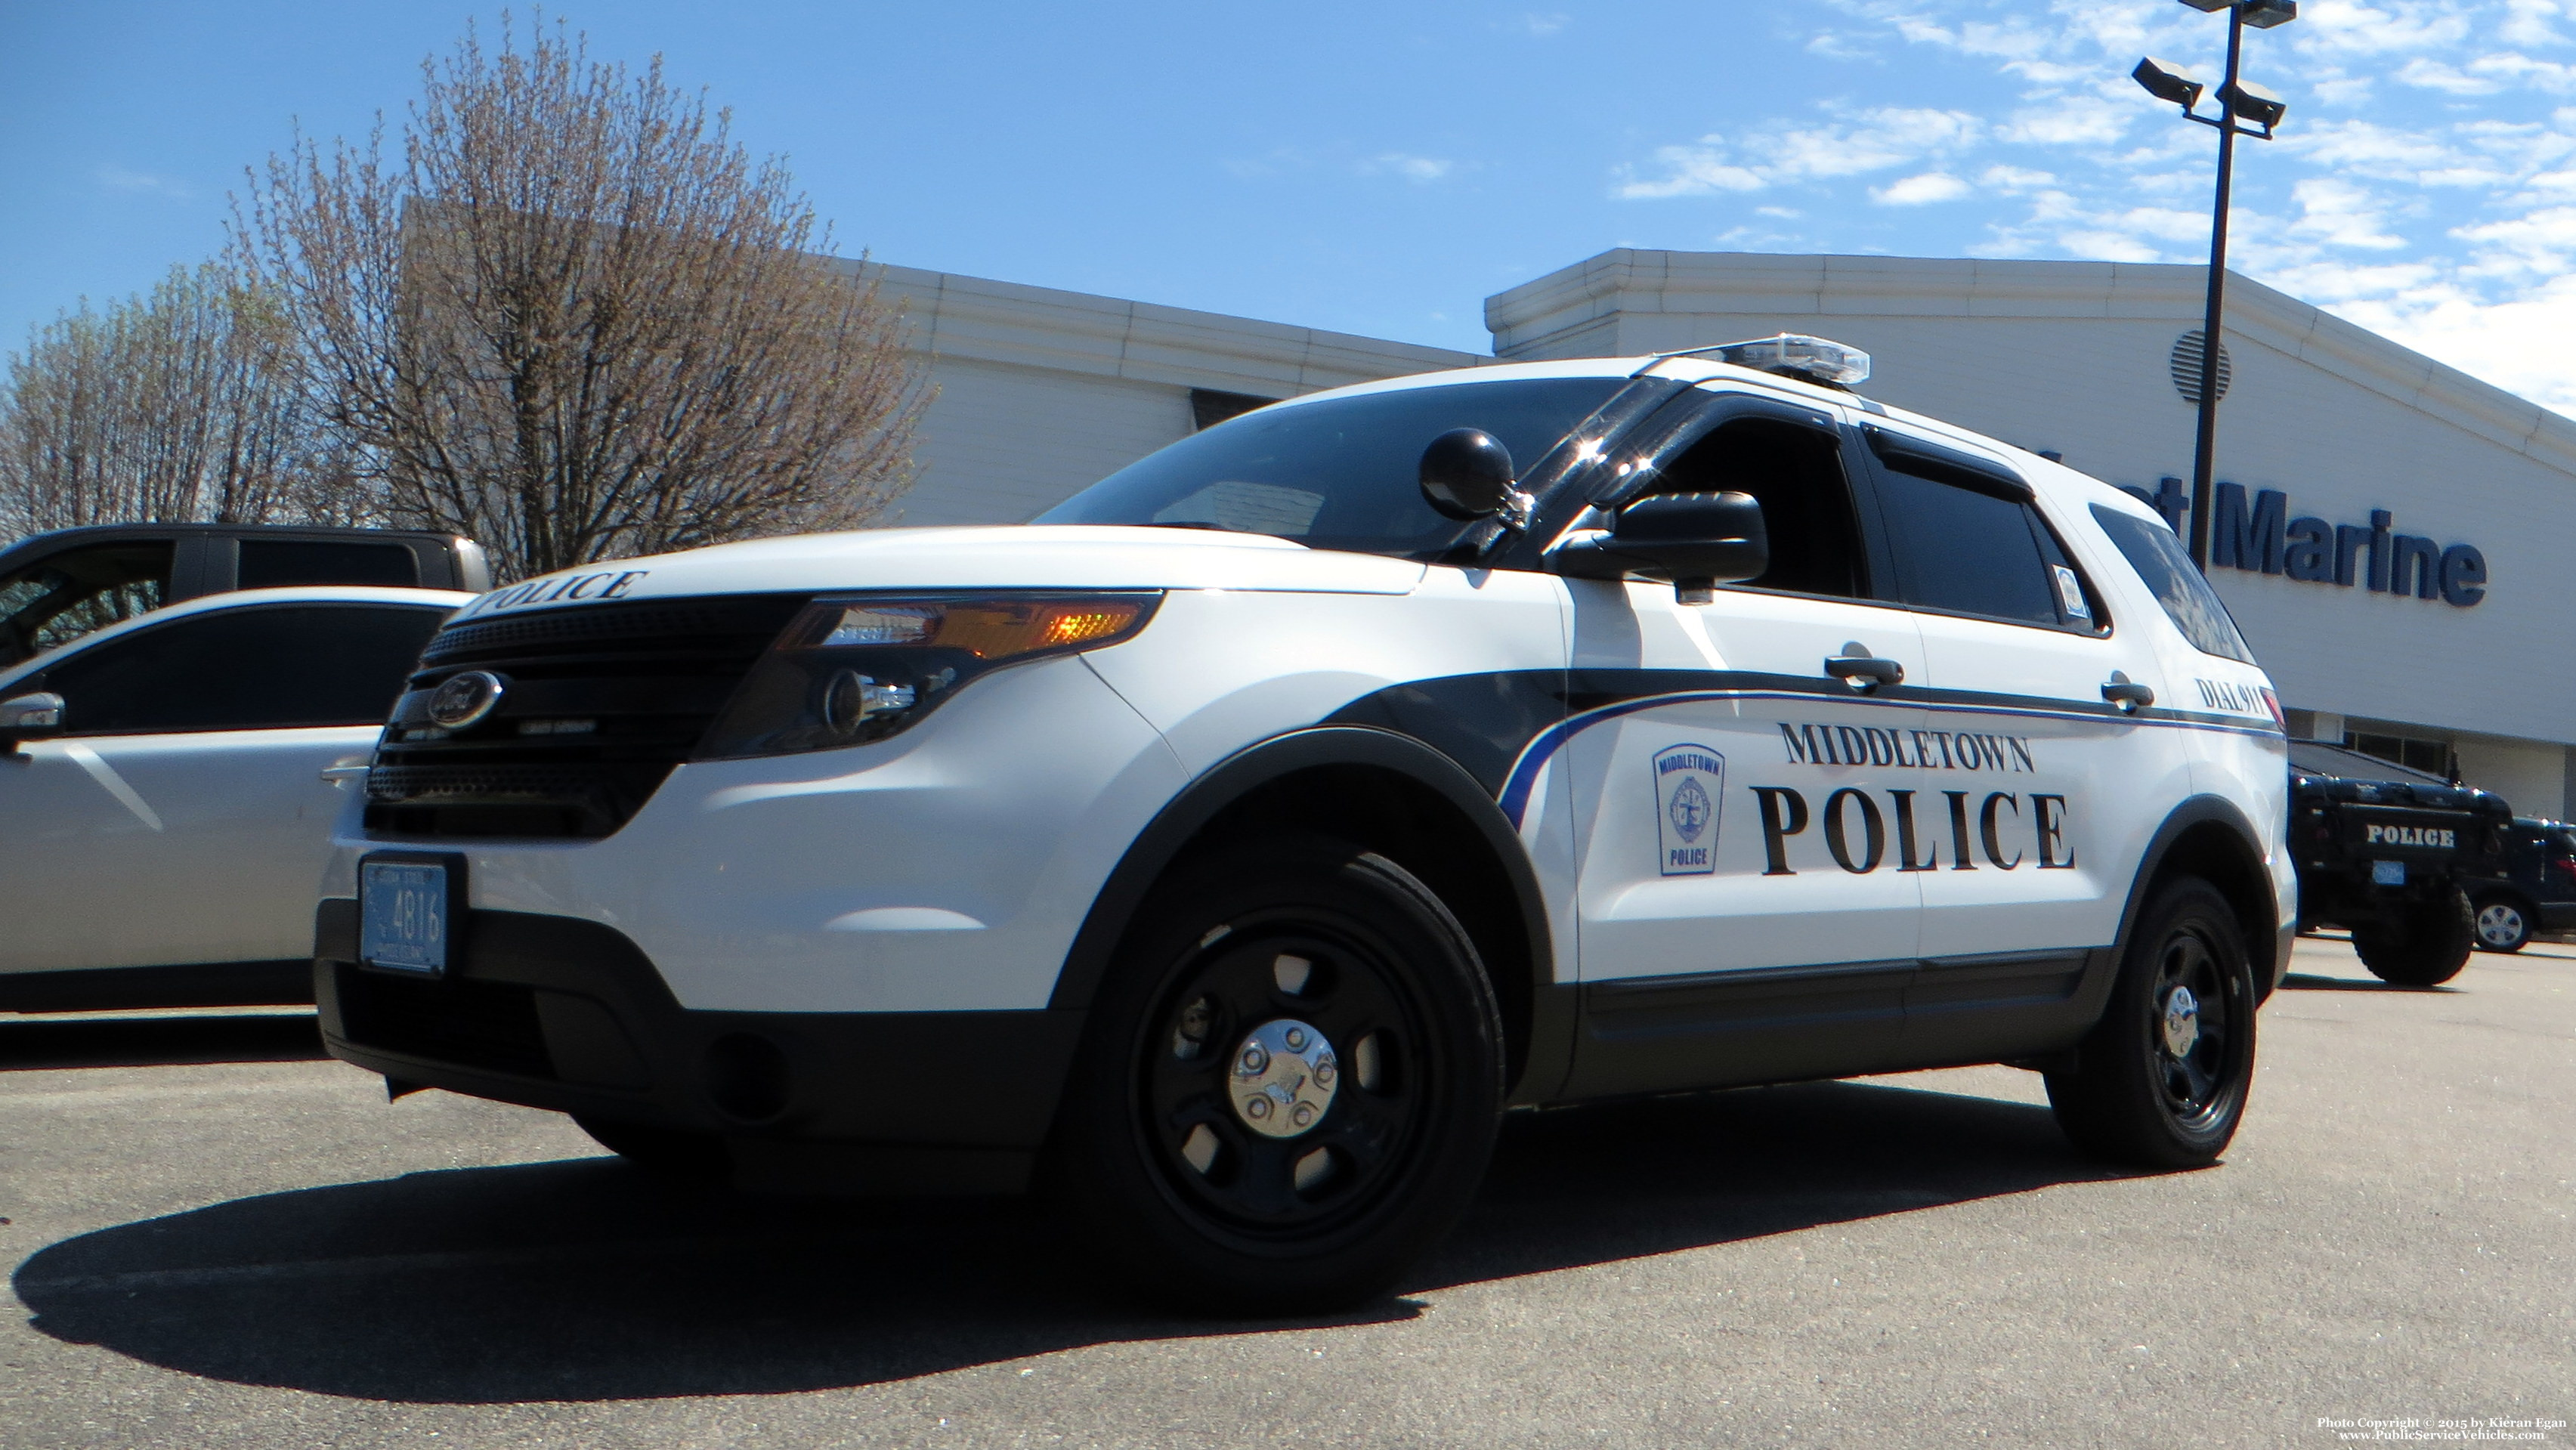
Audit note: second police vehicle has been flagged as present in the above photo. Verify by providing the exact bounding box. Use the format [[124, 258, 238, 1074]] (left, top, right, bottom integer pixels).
[[316, 337, 2295, 1310]]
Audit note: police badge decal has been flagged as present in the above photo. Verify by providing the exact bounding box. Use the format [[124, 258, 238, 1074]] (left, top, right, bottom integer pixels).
[[1653, 744, 1724, 876]]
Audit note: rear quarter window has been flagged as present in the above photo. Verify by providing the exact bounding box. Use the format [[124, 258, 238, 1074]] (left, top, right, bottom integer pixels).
[[2088, 504, 2256, 664]]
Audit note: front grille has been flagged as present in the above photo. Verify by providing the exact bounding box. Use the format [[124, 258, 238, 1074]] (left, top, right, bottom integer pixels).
[[364, 593, 808, 839], [333, 964, 552, 1078]]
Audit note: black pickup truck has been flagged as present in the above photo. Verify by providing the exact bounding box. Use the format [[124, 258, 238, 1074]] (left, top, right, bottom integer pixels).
[[2289, 740, 2513, 987], [0, 522, 490, 669]]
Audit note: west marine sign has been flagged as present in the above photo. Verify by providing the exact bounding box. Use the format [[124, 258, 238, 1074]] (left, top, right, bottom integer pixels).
[[2123, 477, 2488, 608]]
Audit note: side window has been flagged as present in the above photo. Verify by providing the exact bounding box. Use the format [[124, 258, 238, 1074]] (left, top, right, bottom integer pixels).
[[1638, 417, 1870, 598], [43, 604, 446, 736], [237, 539, 421, 590], [2088, 504, 2256, 663], [1876, 468, 2093, 631], [0, 539, 176, 669]]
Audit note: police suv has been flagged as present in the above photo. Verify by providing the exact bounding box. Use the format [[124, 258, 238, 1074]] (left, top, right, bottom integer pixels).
[[317, 337, 2293, 1311]]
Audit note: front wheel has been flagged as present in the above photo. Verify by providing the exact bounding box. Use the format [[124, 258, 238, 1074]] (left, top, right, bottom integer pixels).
[[1044, 833, 1504, 1314], [2047, 877, 2256, 1169], [2353, 889, 2475, 986], [2472, 895, 2533, 954]]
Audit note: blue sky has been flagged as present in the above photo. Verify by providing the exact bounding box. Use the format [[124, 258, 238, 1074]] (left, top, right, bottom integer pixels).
[[8, 2, 2576, 407]]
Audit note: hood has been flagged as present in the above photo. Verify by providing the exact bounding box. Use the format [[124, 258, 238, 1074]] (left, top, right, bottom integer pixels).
[[453, 525, 1430, 620]]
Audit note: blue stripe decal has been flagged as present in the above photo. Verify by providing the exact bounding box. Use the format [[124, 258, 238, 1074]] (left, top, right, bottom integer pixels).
[[1495, 690, 2284, 827]]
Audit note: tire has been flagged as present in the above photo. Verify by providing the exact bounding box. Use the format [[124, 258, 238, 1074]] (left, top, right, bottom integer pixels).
[[574, 1115, 732, 1184], [2352, 888, 2475, 986], [2472, 895, 2534, 954], [2047, 877, 2256, 1169], [1044, 833, 1505, 1315]]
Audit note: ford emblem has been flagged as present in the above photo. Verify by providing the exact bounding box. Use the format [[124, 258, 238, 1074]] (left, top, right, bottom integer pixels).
[[427, 670, 506, 730]]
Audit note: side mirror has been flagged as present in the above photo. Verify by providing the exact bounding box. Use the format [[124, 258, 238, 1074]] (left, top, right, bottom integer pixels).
[[0, 691, 65, 755], [1548, 491, 1770, 601], [1418, 428, 1527, 526]]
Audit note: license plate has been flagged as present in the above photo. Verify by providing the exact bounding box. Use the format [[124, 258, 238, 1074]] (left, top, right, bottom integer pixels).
[[360, 859, 452, 973], [2371, 858, 2407, 886]]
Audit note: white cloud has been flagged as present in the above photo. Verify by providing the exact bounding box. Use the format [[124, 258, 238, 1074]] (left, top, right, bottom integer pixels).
[[2401, 58, 2503, 95], [1514, 13, 1567, 38], [1365, 153, 1454, 184], [1617, 107, 1982, 199], [1981, 164, 2057, 190], [94, 165, 191, 199], [1623, 0, 2576, 413], [1873, 171, 1972, 205]]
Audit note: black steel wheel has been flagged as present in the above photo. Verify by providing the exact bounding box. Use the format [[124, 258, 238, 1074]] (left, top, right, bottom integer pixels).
[[1046, 833, 1503, 1313], [2048, 877, 2256, 1168], [2354, 888, 2475, 986], [2472, 895, 2533, 954]]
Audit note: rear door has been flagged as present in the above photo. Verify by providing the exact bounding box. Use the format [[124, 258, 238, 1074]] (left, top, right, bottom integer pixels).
[[1854, 425, 2185, 1061], [0, 602, 444, 975], [1557, 388, 1928, 1096]]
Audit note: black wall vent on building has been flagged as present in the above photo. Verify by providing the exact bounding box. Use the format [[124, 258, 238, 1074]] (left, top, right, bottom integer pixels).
[[2169, 329, 2233, 406], [1190, 388, 1281, 431]]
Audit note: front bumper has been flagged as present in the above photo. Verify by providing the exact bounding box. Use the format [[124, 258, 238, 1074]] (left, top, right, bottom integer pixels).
[[314, 900, 1084, 1194]]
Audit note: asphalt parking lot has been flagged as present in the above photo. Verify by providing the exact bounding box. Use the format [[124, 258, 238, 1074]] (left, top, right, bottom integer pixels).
[[3, 935, 2568, 1449]]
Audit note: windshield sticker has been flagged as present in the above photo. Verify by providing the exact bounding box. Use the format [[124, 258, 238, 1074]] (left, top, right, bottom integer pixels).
[[1653, 744, 1724, 876]]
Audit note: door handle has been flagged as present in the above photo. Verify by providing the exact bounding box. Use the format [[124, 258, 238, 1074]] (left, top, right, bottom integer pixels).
[[2101, 676, 2156, 712], [1824, 654, 1904, 692]]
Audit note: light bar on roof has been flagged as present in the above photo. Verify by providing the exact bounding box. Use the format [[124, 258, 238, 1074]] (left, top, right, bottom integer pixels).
[[1715, 333, 1873, 388]]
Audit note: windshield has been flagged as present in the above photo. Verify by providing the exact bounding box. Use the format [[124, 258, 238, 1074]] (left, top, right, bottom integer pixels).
[[2287, 740, 2450, 784], [1037, 377, 1625, 558], [0, 539, 175, 669]]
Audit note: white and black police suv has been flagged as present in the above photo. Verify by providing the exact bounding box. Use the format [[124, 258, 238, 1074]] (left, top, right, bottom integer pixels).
[[316, 336, 2293, 1311]]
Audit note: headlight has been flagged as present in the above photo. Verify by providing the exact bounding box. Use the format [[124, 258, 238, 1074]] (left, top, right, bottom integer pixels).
[[696, 592, 1161, 759]]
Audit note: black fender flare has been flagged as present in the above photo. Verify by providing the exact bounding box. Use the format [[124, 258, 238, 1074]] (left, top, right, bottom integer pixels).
[[2114, 793, 2290, 1000], [1045, 725, 1573, 1101]]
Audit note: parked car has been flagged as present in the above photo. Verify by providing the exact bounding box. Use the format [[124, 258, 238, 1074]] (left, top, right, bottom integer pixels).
[[2286, 740, 2512, 986], [2465, 817, 2576, 952], [0, 522, 488, 670], [314, 337, 2293, 1312], [1, 585, 471, 1011]]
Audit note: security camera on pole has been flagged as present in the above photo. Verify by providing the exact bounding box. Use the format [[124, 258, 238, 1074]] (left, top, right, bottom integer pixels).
[[2133, 0, 2296, 573]]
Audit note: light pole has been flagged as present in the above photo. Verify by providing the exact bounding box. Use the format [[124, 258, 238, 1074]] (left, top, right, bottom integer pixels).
[[2133, 0, 2296, 571]]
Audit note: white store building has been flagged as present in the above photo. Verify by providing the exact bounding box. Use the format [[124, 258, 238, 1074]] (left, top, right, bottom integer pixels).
[[858, 249, 2576, 820]]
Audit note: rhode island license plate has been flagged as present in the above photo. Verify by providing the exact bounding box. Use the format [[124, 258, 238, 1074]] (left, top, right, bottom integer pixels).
[[360, 858, 452, 974]]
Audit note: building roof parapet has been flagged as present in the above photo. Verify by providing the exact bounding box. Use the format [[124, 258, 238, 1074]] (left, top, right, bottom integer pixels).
[[1486, 249, 2576, 476], [850, 259, 1485, 402]]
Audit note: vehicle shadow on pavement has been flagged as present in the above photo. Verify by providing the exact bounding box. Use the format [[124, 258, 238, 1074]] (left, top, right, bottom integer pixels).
[[13, 1077, 2124, 1403], [0, 1013, 328, 1071], [2276, 973, 2458, 994]]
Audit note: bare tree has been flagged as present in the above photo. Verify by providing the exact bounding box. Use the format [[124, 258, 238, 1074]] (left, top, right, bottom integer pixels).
[[0, 262, 336, 542], [235, 16, 923, 582]]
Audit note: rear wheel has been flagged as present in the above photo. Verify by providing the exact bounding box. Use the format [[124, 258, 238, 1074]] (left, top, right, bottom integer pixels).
[[2472, 895, 2533, 954], [2353, 889, 2475, 986], [2048, 877, 2256, 1169], [1045, 833, 1504, 1314]]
